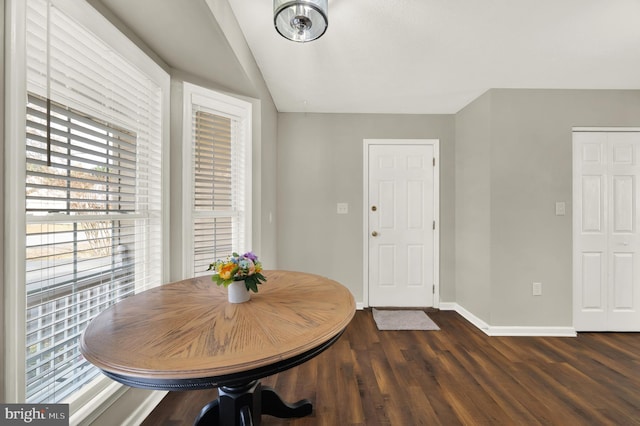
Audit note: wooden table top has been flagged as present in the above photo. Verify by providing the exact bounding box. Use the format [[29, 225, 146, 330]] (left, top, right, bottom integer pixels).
[[80, 270, 355, 381]]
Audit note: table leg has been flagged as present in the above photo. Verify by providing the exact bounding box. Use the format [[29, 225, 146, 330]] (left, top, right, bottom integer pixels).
[[194, 399, 220, 426], [193, 381, 313, 426], [260, 386, 312, 418]]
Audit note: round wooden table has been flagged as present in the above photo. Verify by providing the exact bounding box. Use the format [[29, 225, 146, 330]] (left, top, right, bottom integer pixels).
[[80, 270, 356, 425]]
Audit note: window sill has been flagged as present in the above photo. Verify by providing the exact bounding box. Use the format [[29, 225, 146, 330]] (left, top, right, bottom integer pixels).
[[68, 376, 166, 426]]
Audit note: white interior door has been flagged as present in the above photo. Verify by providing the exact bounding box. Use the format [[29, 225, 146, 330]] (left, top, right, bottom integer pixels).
[[366, 141, 438, 307], [573, 130, 640, 331]]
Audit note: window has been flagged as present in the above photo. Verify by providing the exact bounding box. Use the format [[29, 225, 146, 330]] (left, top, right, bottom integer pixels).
[[183, 84, 252, 276], [5, 0, 168, 407], [25, 94, 143, 402]]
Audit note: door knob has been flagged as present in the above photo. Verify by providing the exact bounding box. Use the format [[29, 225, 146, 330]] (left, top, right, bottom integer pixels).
[[371, 231, 378, 237], [371, 206, 377, 211]]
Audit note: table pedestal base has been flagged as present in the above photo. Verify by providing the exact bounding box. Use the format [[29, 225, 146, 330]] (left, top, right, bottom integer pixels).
[[194, 380, 312, 426]]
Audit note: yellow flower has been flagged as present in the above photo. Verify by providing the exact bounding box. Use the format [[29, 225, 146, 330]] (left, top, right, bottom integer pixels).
[[219, 263, 237, 280]]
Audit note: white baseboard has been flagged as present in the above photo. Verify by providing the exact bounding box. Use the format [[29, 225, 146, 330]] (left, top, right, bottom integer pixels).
[[487, 326, 577, 337], [439, 302, 577, 337], [440, 302, 490, 334], [356, 302, 366, 310], [438, 302, 457, 311]]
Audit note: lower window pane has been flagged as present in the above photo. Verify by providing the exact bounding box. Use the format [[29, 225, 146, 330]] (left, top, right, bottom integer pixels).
[[25, 219, 138, 402]]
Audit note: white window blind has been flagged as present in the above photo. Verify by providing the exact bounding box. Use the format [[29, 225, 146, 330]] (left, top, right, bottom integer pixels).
[[23, 0, 164, 403], [188, 89, 251, 276]]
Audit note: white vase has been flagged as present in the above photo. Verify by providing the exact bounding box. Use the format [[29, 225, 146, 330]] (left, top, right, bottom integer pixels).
[[228, 280, 250, 303]]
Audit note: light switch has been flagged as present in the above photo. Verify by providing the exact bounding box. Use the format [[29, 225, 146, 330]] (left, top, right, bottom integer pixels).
[[555, 202, 566, 216], [532, 282, 542, 296], [337, 203, 349, 214]]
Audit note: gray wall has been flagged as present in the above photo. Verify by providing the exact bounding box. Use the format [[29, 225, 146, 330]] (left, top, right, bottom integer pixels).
[[277, 113, 455, 304], [455, 91, 492, 321], [456, 88, 640, 327]]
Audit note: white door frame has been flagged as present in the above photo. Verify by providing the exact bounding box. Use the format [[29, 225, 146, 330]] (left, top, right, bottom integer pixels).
[[363, 139, 440, 308]]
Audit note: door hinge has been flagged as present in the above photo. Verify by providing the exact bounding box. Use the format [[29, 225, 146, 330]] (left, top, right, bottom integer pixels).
[[433, 157, 436, 167], [432, 284, 435, 294], [433, 220, 436, 230]]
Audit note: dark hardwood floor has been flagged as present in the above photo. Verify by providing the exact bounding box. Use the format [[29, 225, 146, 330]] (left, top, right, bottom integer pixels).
[[142, 310, 640, 425]]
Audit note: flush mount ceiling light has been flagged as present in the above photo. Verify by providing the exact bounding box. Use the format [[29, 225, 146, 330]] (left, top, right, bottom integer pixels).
[[274, 0, 328, 43]]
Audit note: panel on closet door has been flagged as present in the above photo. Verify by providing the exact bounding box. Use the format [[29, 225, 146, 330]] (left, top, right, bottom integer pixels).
[[612, 175, 634, 233], [582, 175, 604, 233]]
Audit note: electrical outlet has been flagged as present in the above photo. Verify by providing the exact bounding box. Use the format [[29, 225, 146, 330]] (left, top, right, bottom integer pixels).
[[532, 282, 542, 296], [337, 203, 349, 214]]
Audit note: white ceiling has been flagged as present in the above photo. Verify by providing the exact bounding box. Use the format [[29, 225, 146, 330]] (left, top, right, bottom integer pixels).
[[94, 0, 640, 115], [227, 0, 640, 114]]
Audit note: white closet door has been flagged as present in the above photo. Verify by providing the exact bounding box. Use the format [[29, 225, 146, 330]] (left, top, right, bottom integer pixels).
[[573, 131, 640, 331]]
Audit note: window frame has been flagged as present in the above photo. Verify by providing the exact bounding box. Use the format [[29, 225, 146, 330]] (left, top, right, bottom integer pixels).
[[181, 82, 252, 278], [24, 93, 146, 403], [4, 0, 170, 415]]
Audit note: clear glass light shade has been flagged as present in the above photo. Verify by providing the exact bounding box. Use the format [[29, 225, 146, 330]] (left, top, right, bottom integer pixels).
[[274, 0, 328, 42]]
